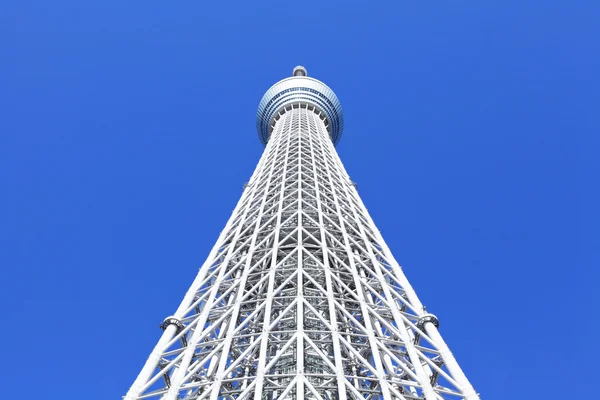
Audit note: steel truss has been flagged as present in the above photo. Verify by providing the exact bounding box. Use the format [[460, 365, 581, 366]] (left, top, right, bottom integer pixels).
[[126, 79, 478, 400]]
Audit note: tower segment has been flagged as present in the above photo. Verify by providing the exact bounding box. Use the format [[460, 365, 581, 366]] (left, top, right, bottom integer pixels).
[[125, 67, 478, 400]]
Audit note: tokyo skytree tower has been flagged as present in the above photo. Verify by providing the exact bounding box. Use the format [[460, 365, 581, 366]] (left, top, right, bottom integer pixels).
[[125, 67, 478, 400]]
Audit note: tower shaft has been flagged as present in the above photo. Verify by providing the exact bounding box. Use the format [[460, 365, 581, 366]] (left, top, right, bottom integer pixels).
[[126, 71, 477, 400]]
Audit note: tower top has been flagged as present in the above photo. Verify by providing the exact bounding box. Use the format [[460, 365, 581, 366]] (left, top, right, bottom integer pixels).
[[292, 65, 307, 76], [256, 67, 344, 146]]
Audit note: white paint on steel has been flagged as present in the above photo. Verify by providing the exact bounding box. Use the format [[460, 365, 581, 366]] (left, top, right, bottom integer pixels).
[[125, 71, 478, 400]]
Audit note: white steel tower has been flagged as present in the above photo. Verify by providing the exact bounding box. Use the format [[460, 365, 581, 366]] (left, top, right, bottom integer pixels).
[[125, 67, 478, 400]]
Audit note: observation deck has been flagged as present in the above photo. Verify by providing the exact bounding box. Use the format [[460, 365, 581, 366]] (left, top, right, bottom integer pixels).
[[256, 66, 344, 146]]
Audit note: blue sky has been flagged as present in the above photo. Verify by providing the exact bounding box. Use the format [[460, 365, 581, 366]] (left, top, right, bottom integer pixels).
[[1, 1, 597, 398]]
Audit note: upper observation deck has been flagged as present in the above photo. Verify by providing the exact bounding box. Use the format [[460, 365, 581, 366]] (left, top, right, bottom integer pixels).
[[256, 66, 344, 146]]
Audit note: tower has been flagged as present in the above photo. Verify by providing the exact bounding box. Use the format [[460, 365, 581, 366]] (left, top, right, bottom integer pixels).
[[125, 67, 478, 400]]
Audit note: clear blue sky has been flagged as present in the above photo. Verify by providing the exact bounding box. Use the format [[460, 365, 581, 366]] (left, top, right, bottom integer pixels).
[[1, 1, 596, 398]]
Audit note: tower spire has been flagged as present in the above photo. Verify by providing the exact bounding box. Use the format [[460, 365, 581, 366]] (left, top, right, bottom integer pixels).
[[125, 69, 478, 400], [292, 65, 307, 76]]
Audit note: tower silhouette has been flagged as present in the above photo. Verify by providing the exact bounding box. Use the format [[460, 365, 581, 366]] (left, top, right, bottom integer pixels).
[[125, 67, 478, 400]]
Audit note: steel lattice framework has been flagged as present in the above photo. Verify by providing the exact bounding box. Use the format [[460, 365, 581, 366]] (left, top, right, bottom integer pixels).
[[125, 67, 478, 400]]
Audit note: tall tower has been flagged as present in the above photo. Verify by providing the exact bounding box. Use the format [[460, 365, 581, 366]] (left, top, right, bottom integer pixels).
[[125, 67, 478, 400]]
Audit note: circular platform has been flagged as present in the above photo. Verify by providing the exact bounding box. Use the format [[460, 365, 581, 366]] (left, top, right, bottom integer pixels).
[[256, 67, 344, 146]]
